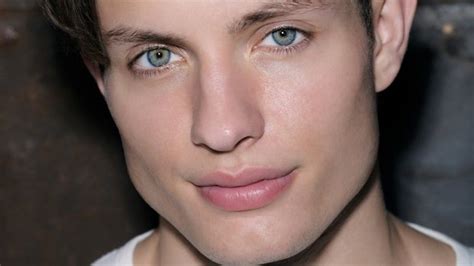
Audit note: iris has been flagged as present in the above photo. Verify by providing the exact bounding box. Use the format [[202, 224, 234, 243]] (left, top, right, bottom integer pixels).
[[271, 29, 297, 46], [146, 48, 171, 67]]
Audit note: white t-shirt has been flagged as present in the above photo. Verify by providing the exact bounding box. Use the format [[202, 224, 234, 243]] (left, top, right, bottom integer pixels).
[[92, 223, 474, 265]]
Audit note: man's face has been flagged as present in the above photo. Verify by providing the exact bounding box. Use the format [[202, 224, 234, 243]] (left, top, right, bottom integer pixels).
[[97, 0, 379, 263]]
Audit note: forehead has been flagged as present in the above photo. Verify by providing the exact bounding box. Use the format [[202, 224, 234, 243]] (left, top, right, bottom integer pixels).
[[97, 0, 352, 32]]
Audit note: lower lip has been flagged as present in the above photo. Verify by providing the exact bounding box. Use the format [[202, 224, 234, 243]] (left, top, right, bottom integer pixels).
[[198, 171, 296, 212]]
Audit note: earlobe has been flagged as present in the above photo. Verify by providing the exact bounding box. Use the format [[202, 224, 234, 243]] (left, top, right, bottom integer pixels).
[[83, 57, 107, 97], [372, 0, 417, 92]]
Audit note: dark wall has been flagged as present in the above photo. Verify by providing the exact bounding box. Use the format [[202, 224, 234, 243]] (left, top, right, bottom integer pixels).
[[1, 1, 473, 265], [0, 1, 157, 265], [378, 1, 474, 246]]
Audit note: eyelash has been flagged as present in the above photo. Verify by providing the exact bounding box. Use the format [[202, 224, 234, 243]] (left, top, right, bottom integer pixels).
[[128, 26, 313, 78]]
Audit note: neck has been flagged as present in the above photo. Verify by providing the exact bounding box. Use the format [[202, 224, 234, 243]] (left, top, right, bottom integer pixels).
[[142, 170, 410, 265]]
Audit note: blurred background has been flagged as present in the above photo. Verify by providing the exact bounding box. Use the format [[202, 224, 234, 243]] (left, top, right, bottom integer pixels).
[[1, 0, 473, 264]]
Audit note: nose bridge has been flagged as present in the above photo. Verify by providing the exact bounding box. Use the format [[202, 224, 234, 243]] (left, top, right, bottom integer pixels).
[[191, 53, 264, 152]]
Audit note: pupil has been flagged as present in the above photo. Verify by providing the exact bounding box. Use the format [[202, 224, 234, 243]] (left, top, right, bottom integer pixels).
[[279, 30, 288, 37]]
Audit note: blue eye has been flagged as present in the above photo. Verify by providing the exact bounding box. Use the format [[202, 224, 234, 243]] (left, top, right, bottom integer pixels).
[[134, 47, 182, 70], [261, 27, 305, 48], [147, 48, 171, 67], [271, 29, 297, 46]]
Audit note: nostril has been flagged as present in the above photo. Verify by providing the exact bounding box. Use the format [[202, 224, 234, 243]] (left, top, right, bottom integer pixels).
[[191, 116, 264, 153], [195, 136, 256, 154], [233, 135, 255, 150], [191, 126, 248, 153]]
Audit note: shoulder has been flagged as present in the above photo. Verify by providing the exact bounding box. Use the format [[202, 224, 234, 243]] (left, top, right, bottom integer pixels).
[[92, 230, 154, 266], [408, 223, 474, 266]]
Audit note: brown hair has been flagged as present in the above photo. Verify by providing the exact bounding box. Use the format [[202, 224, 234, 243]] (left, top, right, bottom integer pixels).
[[42, 0, 373, 68], [42, 0, 108, 65]]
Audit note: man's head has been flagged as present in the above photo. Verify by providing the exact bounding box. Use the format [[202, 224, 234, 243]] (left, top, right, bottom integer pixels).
[[43, 0, 416, 264]]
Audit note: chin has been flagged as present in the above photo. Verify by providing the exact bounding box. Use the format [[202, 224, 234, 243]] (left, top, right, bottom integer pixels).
[[202, 234, 317, 265], [187, 212, 324, 265]]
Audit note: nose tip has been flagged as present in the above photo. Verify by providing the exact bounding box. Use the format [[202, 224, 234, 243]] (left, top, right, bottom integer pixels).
[[191, 105, 264, 153]]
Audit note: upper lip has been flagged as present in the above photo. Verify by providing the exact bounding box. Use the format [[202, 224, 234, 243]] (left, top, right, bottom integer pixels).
[[193, 167, 295, 188]]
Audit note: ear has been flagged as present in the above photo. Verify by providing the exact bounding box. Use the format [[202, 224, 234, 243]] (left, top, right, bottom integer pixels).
[[372, 0, 417, 92], [83, 57, 107, 97]]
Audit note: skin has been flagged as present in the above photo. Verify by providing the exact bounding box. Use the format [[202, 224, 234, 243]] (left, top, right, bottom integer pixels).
[[87, 0, 455, 265]]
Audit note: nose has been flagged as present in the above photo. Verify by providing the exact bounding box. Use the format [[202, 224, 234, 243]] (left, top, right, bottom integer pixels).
[[191, 59, 264, 153]]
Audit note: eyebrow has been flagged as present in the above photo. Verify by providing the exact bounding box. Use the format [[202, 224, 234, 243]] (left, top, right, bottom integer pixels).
[[103, 27, 189, 48], [228, 0, 331, 34], [102, 0, 330, 47]]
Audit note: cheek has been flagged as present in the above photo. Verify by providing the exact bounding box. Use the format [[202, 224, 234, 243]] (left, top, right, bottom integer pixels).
[[258, 34, 376, 153], [258, 27, 378, 211], [102, 71, 194, 212], [105, 70, 191, 157]]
